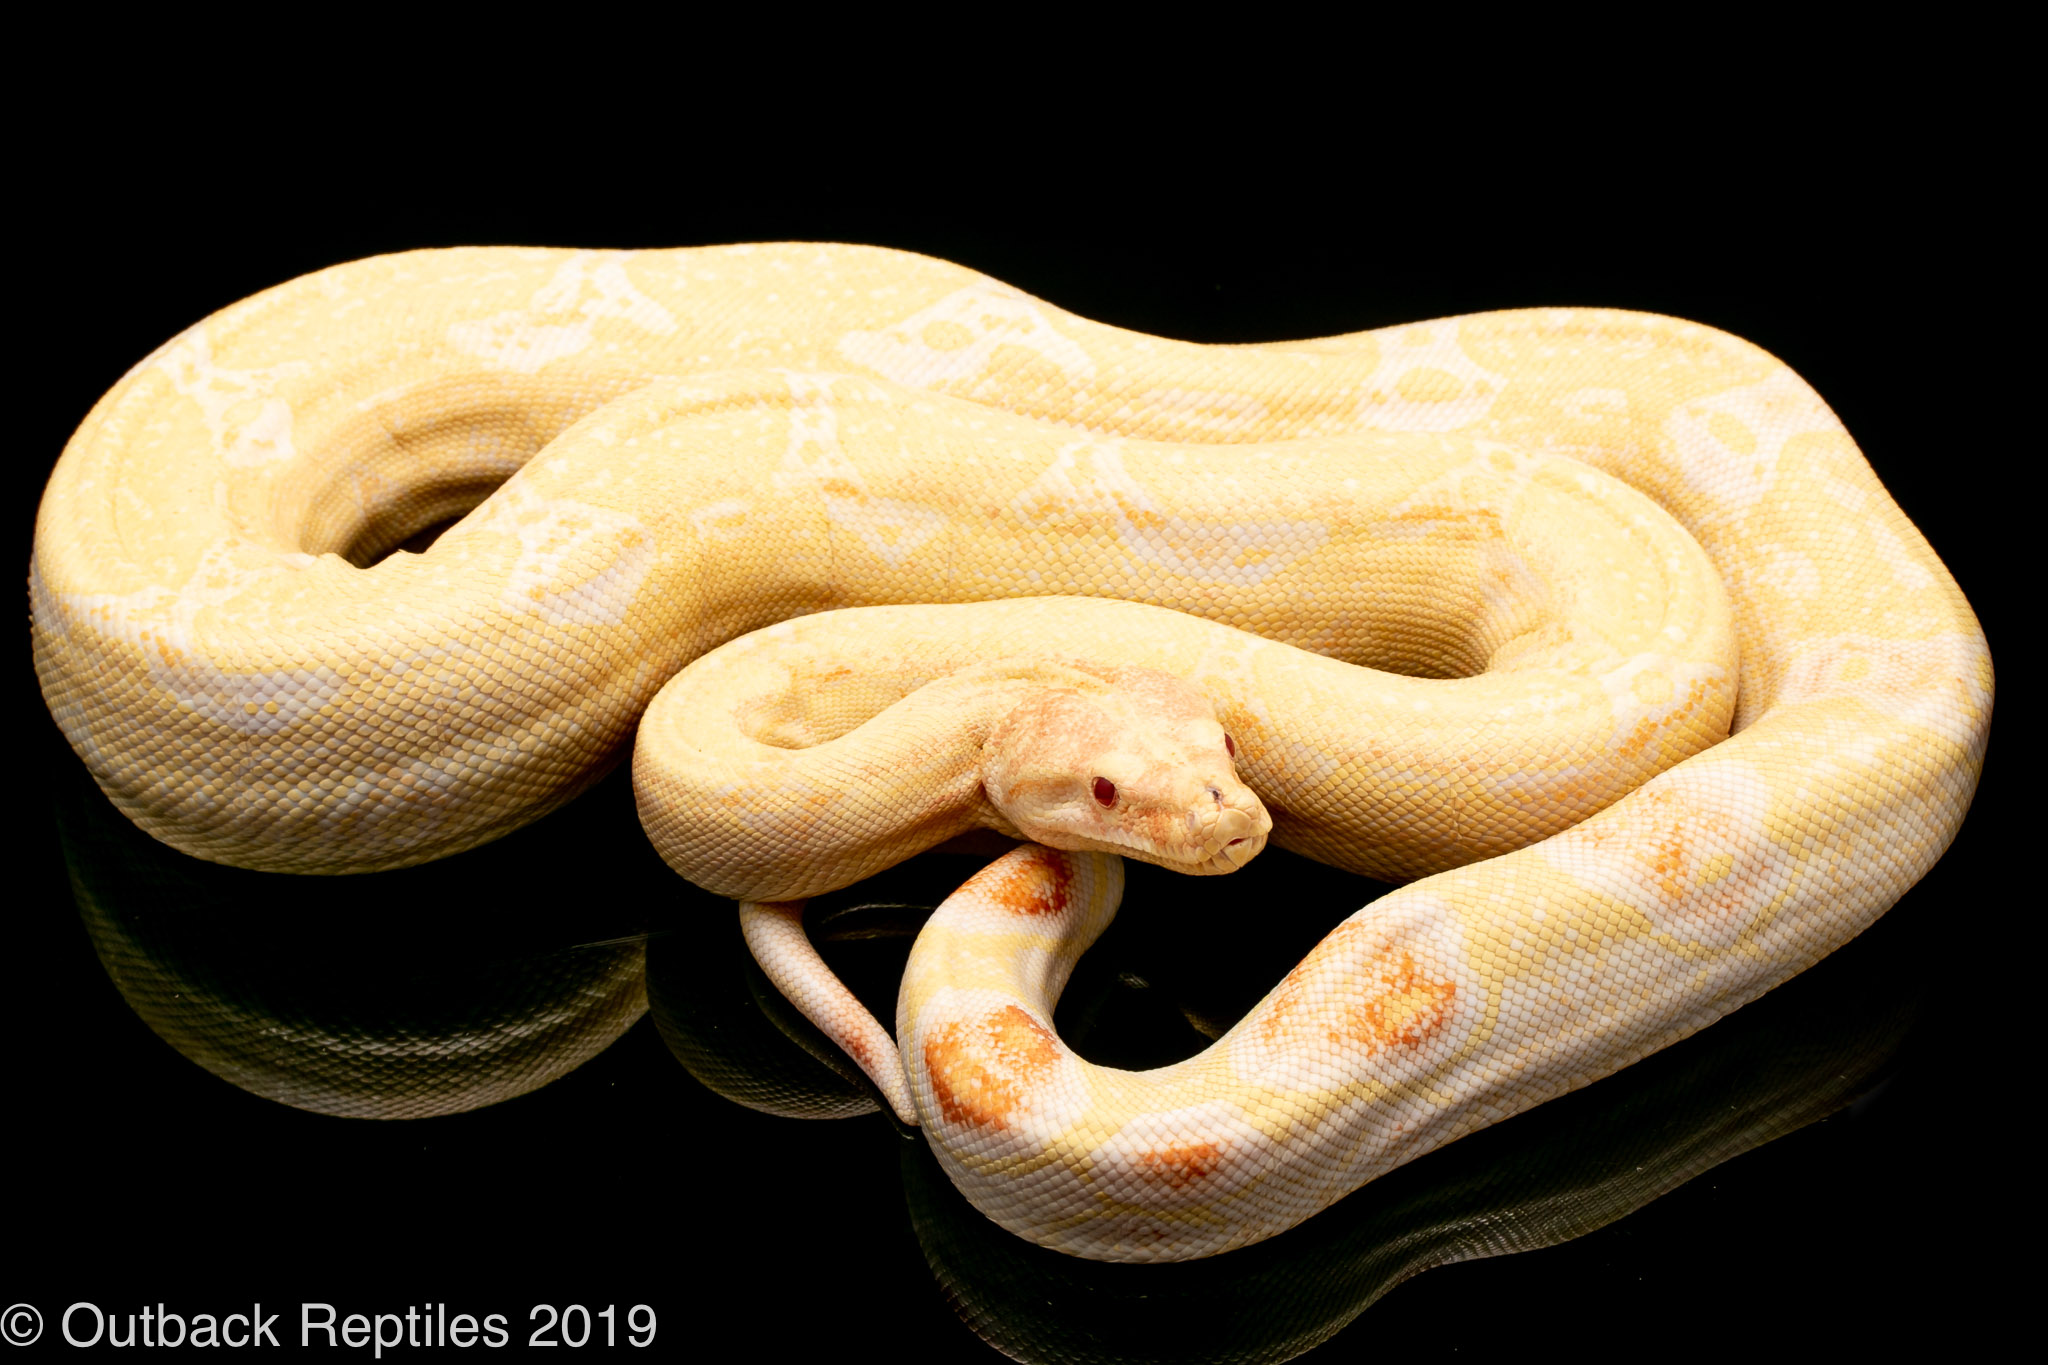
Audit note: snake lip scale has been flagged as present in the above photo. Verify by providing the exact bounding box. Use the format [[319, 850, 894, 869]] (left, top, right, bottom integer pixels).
[[29, 242, 1991, 1264]]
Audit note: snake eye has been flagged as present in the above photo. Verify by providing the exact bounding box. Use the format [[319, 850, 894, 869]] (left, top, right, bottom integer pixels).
[[1092, 777, 1117, 808], [1224, 733, 1237, 759]]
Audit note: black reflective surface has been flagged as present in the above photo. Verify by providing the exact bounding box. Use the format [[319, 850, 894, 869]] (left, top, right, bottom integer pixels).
[[17, 700, 1993, 1356], [13, 184, 2015, 1355]]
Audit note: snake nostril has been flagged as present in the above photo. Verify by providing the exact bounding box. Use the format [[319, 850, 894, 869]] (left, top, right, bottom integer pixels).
[[1208, 786, 1221, 804]]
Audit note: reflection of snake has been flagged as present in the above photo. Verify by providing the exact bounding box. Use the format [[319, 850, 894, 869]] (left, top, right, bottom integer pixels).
[[57, 753, 656, 1119], [30, 245, 1990, 1259]]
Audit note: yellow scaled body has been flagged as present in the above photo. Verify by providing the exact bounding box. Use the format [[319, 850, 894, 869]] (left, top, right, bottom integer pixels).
[[28, 244, 1990, 1261]]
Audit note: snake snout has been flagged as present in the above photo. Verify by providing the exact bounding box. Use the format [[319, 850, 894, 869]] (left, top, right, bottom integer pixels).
[[1214, 805, 1258, 843], [1174, 783, 1270, 874]]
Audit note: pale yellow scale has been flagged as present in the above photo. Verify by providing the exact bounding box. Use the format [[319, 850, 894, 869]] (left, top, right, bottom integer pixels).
[[29, 244, 1991, 1263]]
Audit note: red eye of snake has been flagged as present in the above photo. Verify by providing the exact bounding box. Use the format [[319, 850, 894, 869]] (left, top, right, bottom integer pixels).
[[1224, 734, 1237, 759], [1092, 777, 1117, 807]]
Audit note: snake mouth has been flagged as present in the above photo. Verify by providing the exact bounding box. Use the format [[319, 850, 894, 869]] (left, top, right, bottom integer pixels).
[[1053, 825, 1267, 877], [1188, 797, 1270, 874], [1180, 830, 1268, 876]]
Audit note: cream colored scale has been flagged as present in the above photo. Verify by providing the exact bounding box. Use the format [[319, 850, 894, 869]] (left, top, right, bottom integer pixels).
[[29, 244, 1991, 1262]]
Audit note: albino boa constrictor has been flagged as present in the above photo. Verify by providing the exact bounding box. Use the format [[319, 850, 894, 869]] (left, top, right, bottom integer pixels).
[[29, 244, 1990, 1263]]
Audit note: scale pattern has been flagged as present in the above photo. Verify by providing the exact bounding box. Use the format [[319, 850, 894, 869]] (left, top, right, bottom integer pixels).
[[28, 244, 1991, 1261]]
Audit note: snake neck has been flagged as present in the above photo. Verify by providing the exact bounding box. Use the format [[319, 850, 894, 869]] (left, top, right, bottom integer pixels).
[[638, 663, 1107, 903]]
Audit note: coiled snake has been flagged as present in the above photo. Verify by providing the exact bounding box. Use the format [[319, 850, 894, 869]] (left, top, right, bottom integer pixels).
[[29, 244, 1990, 1262]]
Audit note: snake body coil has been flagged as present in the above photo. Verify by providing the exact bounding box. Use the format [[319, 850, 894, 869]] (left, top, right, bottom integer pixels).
[[29, 244, 1990, 1261]]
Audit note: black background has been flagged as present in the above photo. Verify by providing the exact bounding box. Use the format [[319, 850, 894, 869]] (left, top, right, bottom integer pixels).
[[10, 111, 2019, 1360]]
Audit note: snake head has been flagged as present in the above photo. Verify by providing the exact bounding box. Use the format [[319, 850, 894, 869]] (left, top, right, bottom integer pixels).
[[982, 666, 1270, 876]]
